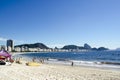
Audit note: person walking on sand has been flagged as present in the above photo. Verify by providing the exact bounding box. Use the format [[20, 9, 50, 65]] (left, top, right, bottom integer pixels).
[[71, 61, 74, 66]]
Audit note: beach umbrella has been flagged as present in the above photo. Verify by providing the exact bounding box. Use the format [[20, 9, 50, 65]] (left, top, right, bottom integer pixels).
[[0, 50, 11, 58]]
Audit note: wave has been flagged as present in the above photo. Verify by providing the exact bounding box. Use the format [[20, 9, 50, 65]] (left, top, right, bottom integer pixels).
[[13, 51, 120, 70], [101, 62, 120, 65]]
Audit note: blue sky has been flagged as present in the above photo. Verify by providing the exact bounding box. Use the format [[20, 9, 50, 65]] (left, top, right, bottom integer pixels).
[[0, 0, 120, 49]]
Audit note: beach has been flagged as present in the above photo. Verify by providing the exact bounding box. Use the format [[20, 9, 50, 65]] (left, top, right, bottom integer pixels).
[[0, 62, 120, 80]]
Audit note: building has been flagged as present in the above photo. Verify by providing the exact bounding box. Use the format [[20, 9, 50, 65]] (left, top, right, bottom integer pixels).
[[0, 45, 7, 51], [7, 39, 14, 51], [14, 47, 21, 52]]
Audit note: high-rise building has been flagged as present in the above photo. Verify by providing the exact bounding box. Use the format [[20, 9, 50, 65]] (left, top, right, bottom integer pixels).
[[7, 39, 14, 51]]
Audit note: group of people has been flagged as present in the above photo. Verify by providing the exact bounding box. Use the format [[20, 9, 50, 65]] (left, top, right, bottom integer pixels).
[[14, 56, 75, 67], [32, 57, 45, 64], [0, 56, 14, 65], [0, 50, 14, 65]]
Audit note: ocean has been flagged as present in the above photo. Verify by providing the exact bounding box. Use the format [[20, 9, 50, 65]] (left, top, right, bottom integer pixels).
[[13, 50, 120, 70]]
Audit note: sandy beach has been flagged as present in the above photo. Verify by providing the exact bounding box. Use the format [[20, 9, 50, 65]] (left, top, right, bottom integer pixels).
[[0, 61, 120, 80]]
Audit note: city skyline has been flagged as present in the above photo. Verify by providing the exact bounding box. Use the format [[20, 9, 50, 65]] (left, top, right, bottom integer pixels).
[[0, 0, 120, 49], [0, 38, 114, 50]]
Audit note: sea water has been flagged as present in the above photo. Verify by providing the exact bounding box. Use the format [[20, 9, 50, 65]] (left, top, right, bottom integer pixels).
[[13, 50, 120, 70]]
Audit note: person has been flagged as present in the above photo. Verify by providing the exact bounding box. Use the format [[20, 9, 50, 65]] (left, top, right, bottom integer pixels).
[[16, 57, 22, 64], [32, 57, 36, 62], [71, 61, 74, 66], [39, 58, 44, 64], [0, 60, 6, 65]]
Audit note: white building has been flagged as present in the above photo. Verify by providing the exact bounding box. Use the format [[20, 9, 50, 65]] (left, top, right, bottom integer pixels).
[[7, 46, 12, 52], [14, 47, 21, 52]]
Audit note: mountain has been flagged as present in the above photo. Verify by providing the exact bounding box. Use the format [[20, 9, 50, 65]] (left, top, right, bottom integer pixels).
[[97, 47, 109, 51], [15, 43, 49, 49], [15, 43, 109, 51], [62, 45, 85, 49], [84, 43, 91, 49], [116, 48, 120, 51], [92, 47, 109, 51], [91, 47, 98, 51], [62, 45, 79, 49], [62, 45, 109, 51]]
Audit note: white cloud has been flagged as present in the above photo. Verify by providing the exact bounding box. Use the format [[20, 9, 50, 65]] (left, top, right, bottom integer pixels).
[[14, 40, 25, 45], [0, 37, 7, 41]]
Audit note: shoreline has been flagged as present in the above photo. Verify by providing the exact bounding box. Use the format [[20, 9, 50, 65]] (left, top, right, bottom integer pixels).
[[45, 60, 120, 71], [0, 62, 120, 80], [12, 52, 120, 71], [1, 52, 120, 80]]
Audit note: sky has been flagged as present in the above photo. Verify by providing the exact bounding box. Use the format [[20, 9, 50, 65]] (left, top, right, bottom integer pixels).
[[0, 0, 120, 49]]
